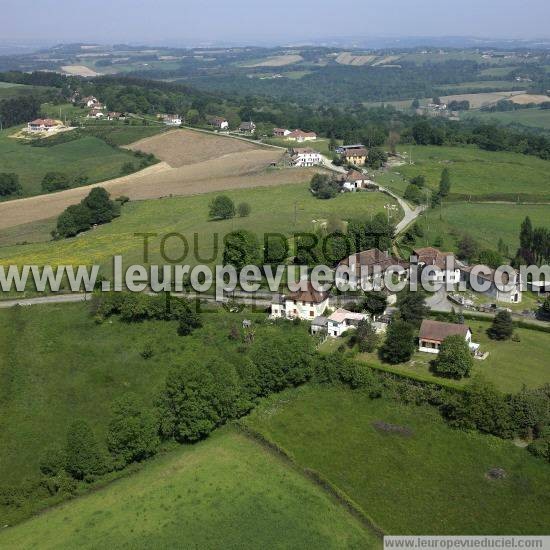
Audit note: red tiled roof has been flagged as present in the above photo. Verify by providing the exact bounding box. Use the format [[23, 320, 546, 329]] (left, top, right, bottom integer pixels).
[[419, 319, 469, 342], [287, 282, 329, 304]]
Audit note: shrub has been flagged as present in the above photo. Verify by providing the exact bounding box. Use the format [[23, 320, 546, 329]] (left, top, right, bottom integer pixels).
[[379, 320, 416, 364], [487, 311, 514, 341], [209, 195, 235, 219], [41, 171, 70, 193], [65, 420, 108, 480], [237, 202, 251, 217], [0, 172, 21, 196]]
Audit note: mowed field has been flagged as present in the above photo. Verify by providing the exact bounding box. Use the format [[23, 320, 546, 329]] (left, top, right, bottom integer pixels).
[[0, 128, 140, 198], [0, 129, 305, 230], [467, 108, 550, 131], [410, 202, 550, 255], [386, 145, 550, 200], [245, 385, 550, 535], [0, 429, 375, 549], [0, 182, 399, 271]]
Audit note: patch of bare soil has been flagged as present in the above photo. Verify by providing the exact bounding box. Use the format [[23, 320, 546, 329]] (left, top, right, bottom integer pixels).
[[485, 468, 507, 480], [372, 421, 414, 437]]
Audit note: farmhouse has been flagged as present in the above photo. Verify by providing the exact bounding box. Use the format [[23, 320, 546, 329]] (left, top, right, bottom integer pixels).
[[270, 282, 329, 320], [290, 147, 323, 167], [26, 118, 62, 133], [239, 121, 256, 134], [273, 128, 291, 137], [81, 96, 98, 107], [335, 144, 365, 154], [339, 169, 374, 191], [208, 116, 229, 130], [107, 112, 125, 121], [327, 308, 368, 338], [418, 319, 478, 354], [285, 129, 317, 142], [341, 148, 368, 166], [459, 264, 522, 304], [310, 316, 328, 335], [336, 248, 409, 291], [412, 247, 460, 285], [88, 108, 105, 119], [162, 114, 182, 126]]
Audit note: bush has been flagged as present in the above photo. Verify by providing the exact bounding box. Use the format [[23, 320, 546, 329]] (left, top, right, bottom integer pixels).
[[65, 420, 108, 480], [379, 320, 416, 364], [309, 173, 340, 199], [0, 172, 21, 196], [41, 171, 70, 193], [404, 183, 425, 205], [39, 446, 67, 477], [223, 230, 261, 271], [209, 195, 235, 219], [237, 202, 251, 217], [107, 394, 159, 468]]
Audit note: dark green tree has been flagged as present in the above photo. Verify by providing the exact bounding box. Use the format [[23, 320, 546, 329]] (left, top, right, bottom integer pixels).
[[487, 310, 514, 341], [0, 173, 21, 196], [209, 195, 235, 219], [65, 420, 107, 480], [378, 320, 416, 364], [432, 334, 473, 379], [107, 394, 159, 468], [361, 292, 387, 317], [397, 291, 429, 327], [223, 230, 261, 270], [237, 202, 251, 217], [438, 167, 451, 197]]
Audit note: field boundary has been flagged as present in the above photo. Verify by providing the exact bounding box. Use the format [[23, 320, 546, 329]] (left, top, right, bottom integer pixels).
[[235, 422, 386, 539]]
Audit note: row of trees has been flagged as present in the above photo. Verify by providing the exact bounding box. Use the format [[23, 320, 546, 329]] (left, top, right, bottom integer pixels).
[[209, 195, 251, 220], [517, 216, 550, 265]]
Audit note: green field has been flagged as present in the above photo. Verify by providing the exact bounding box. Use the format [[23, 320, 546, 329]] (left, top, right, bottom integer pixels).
[[0, 183, 400, 272], [343, 318, 550, 394], [0, 83, 54, 101], [0, 428, 375, 549], [434, 80, 524, 92], [245, 385, 550, 535], [409, 201, 550, 255], [466, 108, 550, 131], [0, 128, 137, 197], [388, 145, 550, 201]]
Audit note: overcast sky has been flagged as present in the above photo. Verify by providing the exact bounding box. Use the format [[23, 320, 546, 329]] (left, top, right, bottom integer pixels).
[[2, 0, 549, 45]]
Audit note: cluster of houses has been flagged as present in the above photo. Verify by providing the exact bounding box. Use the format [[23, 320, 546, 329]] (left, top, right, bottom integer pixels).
[[206, 117, 256, 134], [273, 128, 318, 142], [82, 96, 124, 121], [269, 244, 524, 353]]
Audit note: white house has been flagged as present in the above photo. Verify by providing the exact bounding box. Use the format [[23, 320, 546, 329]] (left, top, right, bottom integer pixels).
[[163, 114, 182, 126], [82, 96, 98, 107], [273, 128, 291, 137], [460, 265, 523, 304], [290, 147, 323, 167], [336, 248, 409, 291], [285, 129, 317, 142], [413, 247, 461, 285], [270, 282, 329, 320], [418, 319, 478, 354], [340, 169, 374, 191], [327, 308, 368, 338], [26, 118, 61, 133], [88, 109, 105, 119], [208, 116, 229, 130]]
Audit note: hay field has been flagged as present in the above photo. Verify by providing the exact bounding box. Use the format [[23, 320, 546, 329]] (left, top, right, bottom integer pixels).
[[335, 52, 376, 66], [439, 90, 524, 108], [0, 129, 313, 230], [509, 93, 550, 105], [243, 54, 303, 67], [61, 65, 100, 77]]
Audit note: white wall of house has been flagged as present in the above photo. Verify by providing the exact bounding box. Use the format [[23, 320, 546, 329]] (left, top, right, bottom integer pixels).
[[419, 329, 472, 354], [271, 298, 329, 320], [292, 152, 322, 167]]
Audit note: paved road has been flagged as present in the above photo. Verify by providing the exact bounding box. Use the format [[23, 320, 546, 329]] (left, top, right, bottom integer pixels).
[[0, 293, 91, 308]]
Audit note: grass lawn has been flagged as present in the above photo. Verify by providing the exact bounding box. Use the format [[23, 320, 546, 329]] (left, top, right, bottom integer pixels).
[[0, 83, 54, 101], [409, 202, 550, 255], [0, 428, 375, 549], [322, 319, 550, 394], [0, 182, 399, 273], [0, 127, 138, 197], [245, 385, 550, 535], [389, 145, 550, 201]]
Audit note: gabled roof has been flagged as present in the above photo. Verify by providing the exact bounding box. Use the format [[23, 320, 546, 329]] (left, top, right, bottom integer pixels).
[[342, 147, 368, 157], [287, 282, 329, 304], [419, 319, 469, 342], [29, 118, 59, 127], [339, 248, 408, 275], [291, 147, 318, 155], [287, 129, 317, 138], [413, 247, 455, 270], [344, 169, 366, 181], [328, 308, 367, 324], [239, 121, 255, 130]]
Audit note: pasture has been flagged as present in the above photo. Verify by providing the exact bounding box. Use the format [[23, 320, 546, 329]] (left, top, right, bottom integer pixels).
[[0, 127, 141, 197], [0, 429, 375, 549], [339, 319, 550, 394], [0, 181, 399, 271], [390, 145, 550, 201], [245, 385, 550, 535], [466, 108, 550, 131], [410, 201, 550, 255]]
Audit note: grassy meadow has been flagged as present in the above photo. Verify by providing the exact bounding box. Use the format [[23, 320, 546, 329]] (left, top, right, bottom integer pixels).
[[409, 202, 550, 255], [466, 108, 550, 131], [245, 385, 550, 535], [0, 429, 376, 549], [0, 183, 400, 273], [325, 318, 550, 394], [0, 128, 137, 197], [388, 145, 550, 201]]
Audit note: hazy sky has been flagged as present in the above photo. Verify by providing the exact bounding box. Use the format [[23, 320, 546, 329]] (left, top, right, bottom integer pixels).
[[2, 0, 549, 45]]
